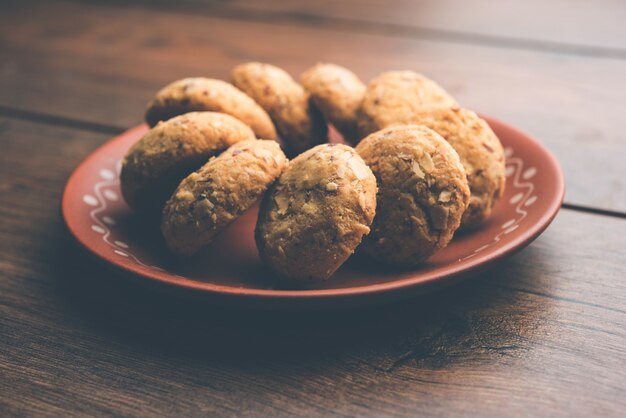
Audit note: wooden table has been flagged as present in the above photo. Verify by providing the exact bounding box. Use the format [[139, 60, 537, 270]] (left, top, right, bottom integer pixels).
[[1, 1, 625, 416]]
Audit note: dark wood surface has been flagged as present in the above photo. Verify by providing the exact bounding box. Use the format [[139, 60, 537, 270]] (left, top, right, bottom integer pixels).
[[2, 0, 626, 211], [1, 1, 625, 416], [201, 0, 626, 52]]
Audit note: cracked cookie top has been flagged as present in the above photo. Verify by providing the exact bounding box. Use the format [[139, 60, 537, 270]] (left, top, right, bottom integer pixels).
[[356, 124, 470, 265], [356, 70, 457, 139], [231, 62, 327, 155], [301, 63, 366, 144], [408, 107, 506, 229], [256, 143, 377, 283], [145, 77, 277, 139], [121, 111, 256, 213], [161, 139, 287, 256]]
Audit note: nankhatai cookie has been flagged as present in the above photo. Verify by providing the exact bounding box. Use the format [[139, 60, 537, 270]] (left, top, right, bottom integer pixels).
[[408, 107, 505, 228], [121, 112, 256, 213], [161, 140, 287, 256], [356, 70, 457, 138], [256, 144, 377, 284], [144, 77, 277, 139], [355, 125, 470, 265], [300, 63, 366, 144], [231, 62, 327, 154]]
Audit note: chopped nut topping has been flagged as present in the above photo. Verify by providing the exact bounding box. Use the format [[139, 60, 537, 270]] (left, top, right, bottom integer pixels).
[[336, 167, 345, 179], [419, 153, 435, 173], [302, 202, 318, 214], [244, 167, 261, 177], [326, 182, 338, 191], [353, 223, 370, 235], [196, 198, 214, 211], [411, 162, 425, 179], [176, 190, 195, 201], [253, 147, 272, 160], [275, 193, 290, 214], [358, 193, 368, 212], [438, 190, 452, 202], [348, 157, 371, 180]]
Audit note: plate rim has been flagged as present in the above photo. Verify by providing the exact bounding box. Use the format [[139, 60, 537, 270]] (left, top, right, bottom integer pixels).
[[61, 116, 565, 303]]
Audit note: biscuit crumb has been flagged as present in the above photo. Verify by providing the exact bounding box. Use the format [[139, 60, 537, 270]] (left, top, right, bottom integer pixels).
[[275, 194, 289, 214], [419, 153, 435, 173], [177, 190, 195, 201], [197, 198, 214, 211], [348, 157, 371, 180], [438, 190, 452, 202], [412, 162, 425, 179]]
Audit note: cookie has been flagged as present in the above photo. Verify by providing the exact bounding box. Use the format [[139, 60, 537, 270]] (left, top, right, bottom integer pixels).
[[121, 112, 256, 213], [231, 62, 327, 154], [300, 63, 366, 144], [356, 70, 457, 139], [256, 144, 377, 284], [355, 125, 470, 265], [161, 140, 287, 256], [144, 77, 277, 139], [408, 107, 505, 228]]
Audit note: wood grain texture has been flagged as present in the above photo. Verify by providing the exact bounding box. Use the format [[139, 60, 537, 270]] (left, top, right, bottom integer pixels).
[[1, 0, 626, 212], [0, 116, 625, 417], [1, 1, 626, 416], [192, 0, 626, 53]]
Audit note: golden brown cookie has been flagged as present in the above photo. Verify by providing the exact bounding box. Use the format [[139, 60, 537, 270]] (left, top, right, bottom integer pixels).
[[161, 140, 287, 256], [356, 70, 457, 139], [144, 77, 277, 139], [408, 107, 505, 228], [121, 112, 256, 213], [355, 125, 470, 265], [231, 62, 327, 154], [300, 63, 366, 144], [256, 144, 377, 284]]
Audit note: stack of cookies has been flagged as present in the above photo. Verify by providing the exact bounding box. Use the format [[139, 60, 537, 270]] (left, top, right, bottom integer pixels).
[[120, 62, 505, 286]]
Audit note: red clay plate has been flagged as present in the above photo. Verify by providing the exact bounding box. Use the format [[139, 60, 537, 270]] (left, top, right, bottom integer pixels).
[[62, 116, 564, 309]]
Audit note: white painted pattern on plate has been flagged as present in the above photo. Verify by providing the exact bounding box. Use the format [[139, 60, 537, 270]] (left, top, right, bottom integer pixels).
[[84, 160, 158, 271], [100, 169, 115, 180], [103, 189, 119, 201], [83, 194, 98, 206], [459, 148, 537, 261]]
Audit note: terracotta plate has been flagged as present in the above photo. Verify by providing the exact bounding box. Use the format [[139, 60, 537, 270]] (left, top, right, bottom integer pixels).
[[62, 117, 564, 309]]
